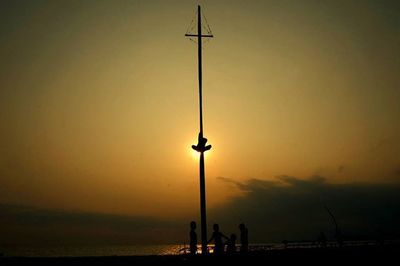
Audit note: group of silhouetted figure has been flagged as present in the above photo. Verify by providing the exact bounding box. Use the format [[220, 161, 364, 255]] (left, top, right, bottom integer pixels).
[[189, 221, 248, 255]]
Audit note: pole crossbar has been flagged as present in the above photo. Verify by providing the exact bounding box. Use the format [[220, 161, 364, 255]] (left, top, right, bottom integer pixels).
[[185, 34, 214, 38]]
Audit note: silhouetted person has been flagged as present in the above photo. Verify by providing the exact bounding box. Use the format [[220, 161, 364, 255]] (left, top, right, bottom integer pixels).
[[189, 221, 197, 255], [208, 224, 228, 255], [318, 232, 327, 248], [239, 223, 248, 253], [192, 133, 212, 152], [226, 234, 237, 254]]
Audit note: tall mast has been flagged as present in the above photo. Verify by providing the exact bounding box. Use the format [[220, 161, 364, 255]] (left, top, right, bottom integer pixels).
[[185, 5, 213, 255], [197, 5, 207, 255], [198, 5, 203, 136]]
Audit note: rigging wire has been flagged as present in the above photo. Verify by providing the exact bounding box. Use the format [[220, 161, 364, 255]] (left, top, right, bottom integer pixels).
[[202, 11, 213, 35], [185, 8, 197, 35], [185, 6, 214, 47]]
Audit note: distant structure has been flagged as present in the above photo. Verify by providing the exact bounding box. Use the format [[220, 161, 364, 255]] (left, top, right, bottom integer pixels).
[[185, 5, 214, 255], [324, 204, 343, 247]]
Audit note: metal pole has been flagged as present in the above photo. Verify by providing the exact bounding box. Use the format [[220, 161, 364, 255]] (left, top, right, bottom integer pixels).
[[199, 151, 207, 254], [198, 5, 203, 136], [197, 5, 208, 255]]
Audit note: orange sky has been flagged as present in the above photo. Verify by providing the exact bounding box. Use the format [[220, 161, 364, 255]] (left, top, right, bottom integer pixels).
[[0, 0, 399, 220]]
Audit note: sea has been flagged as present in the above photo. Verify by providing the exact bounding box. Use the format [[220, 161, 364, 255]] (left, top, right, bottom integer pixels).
[[0, 242, 316, 257], [0, 244, 186, 257]]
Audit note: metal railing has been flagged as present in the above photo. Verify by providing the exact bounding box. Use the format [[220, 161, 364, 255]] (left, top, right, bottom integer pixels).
[[177, 239, 400, 255]]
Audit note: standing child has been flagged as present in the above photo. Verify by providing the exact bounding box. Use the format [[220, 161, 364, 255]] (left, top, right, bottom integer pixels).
[[226, 234, 237, 254]]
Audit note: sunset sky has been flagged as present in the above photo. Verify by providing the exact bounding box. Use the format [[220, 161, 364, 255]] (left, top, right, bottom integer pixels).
[[1, 0, 399, 245]]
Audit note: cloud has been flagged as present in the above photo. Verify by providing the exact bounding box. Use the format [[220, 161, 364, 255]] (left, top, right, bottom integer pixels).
[[0, 204, 186, 246], [210, 176, 400, 242], [1, 176, 400, 246]]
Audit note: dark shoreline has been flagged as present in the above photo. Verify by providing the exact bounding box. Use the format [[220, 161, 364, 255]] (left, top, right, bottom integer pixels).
[[2, 244, 400, 264]]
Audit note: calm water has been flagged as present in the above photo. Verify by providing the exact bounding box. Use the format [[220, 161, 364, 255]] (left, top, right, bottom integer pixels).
[[3, 242, 362, 257], [0, 244, 185, 257]]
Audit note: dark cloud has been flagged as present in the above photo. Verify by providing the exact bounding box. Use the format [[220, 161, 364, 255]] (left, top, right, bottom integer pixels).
[[1, 176, 400, 246], [0, 204, 186, 246], [210, 176, 400, 243]]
